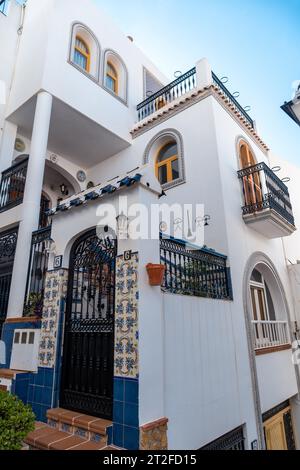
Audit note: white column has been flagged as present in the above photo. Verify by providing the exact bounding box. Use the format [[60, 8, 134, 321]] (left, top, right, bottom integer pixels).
[[7, 91, 52, 319], [196, 58, 213, 89], [136, 186, 165, 425]]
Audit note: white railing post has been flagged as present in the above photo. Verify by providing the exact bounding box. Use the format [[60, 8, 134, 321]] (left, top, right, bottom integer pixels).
[[259, 166, 268, 201], [195, 58, 213, 89], [252, 320, 289, 350]]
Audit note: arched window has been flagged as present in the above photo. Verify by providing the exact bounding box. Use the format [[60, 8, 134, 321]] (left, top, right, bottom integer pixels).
[[74, 36, 90, 72], [70, 23, 100, 80], [143, 129, 185, 190], [248, 263, 290, 351], [103, 51, 127, 102], [238, 140, 262, 207], [250, 268, 275, 323], [239, 141, 256, 169], [156, 141, 179, 185], [105, 62, 118, 93]]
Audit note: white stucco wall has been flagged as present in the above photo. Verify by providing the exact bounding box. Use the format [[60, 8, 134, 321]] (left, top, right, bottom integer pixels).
[[256, 350, 298, 413], [163, 293, 257, 450], [0, 1, 21, 169], [88, 97, 230, 256], [0, 0, 21, 120]]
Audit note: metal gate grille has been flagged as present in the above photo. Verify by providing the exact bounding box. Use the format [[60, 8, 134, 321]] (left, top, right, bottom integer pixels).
[[0, 228, 18, 335], [24, 226, 51, 317], [60, 229, 117, 419], [200, 426, 245, 450]]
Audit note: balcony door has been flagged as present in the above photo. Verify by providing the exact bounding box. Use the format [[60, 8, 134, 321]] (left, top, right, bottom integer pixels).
[[264, 414, 287, 450], [263, 404, 295, 450], [239, 141, 262, 207]]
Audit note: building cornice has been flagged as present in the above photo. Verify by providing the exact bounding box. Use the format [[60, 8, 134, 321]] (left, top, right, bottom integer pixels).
[[131, 85, 269, 155]]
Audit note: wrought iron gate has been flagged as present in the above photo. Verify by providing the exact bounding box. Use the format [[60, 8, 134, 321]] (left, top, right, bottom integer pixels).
[[0, 228, 18, 335], [60, 229, 117, 419]]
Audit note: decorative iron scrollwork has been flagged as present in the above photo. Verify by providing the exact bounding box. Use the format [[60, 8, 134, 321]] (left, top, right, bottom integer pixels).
[[0, 228, 18, 261]]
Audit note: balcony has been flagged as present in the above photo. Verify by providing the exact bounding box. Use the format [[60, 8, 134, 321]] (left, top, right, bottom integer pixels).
[[137, 67, 197, 121], [252, 320, 290, 354], [0, 157, 28, 212], [160, 236, 232, 300], [136, 68, 255, 130], [237, 162, 296, 238]]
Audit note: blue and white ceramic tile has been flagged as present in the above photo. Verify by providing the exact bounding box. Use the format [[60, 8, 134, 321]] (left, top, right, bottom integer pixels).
[[114, 253, 139, 378], [38, 269, 68, 368]]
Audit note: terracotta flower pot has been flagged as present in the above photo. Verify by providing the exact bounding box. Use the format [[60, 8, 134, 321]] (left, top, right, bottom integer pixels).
[[146, 263, 166, 286]]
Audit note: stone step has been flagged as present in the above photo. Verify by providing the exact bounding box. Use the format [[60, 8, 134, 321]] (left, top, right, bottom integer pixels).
[[46, 408, 112, 442], [24, 422, 119, 451], [0, 368, 28, 379]]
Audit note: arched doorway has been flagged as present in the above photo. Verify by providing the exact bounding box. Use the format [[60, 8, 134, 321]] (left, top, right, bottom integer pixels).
[[60, 229, 117, 419], [243, 253, 295, 450]]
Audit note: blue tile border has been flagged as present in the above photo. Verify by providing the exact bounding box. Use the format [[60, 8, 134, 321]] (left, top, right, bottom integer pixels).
[[124, 425, 140, 451], [112, 377, 139, 449]]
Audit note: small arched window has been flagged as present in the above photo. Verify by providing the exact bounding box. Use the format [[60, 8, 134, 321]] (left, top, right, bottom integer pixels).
[[250, 269, 275, 322], [156, 141, 179, 185], [144, 129, 185, 190], [105, 62, 118, 94], [239, 141, 256, 169], [70, 23, 100, 80], [103, 51, 127, 102], [74, 36, 90, 72]]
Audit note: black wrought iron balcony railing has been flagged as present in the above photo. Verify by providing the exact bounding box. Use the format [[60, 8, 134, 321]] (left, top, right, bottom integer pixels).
[[0, 157, 28, 212], [0, 0, 7, 15], [160, 236, 232, 300], [137, 67, 197, 121], [237, 162, 295, 227], [211, 72, 254, 129]]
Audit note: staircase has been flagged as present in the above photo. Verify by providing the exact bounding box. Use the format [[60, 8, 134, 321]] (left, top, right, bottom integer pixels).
[[24, 408, 120, 451]]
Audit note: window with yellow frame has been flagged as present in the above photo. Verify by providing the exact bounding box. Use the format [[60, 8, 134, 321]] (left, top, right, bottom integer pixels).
[[105, 62, 118, 94], [74, 36, 90, 72], [156, 142, 179, 185]]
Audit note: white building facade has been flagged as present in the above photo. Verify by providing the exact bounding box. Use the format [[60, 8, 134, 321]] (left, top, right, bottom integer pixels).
[[0, 0, 300, 451]]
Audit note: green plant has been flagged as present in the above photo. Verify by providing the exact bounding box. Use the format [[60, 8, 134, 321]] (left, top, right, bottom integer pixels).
[[0, 390, 35, 450], [23, 292, 43, 318]]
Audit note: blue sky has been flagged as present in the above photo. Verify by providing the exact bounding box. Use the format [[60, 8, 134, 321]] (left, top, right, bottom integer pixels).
[[94, 0, 300, 165]]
